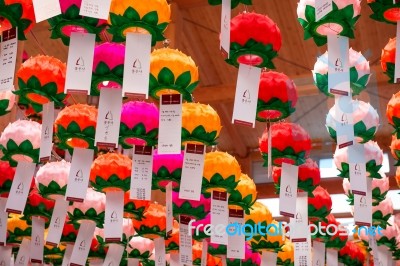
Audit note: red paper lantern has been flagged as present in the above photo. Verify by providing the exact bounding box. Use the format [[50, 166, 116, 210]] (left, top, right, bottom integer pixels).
[[308, 186, 332, 221]]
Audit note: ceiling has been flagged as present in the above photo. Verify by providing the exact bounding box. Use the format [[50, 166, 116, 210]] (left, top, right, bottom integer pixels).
[[1, 0, 399, 197]]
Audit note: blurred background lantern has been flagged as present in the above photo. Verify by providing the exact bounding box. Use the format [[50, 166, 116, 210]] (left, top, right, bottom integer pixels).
[[0, 89, 16, 116], [368, 0, 400, 24]]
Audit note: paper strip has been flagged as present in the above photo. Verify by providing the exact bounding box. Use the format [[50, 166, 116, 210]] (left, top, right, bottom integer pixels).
[[326, 248, 338, 266], [65, 148, 94, 202], [395, 23, 400, 83], [65, 32, 95, 94], [0, 246, 12, 266], [69, 221, 96, 266], [232, 64, 261, 127], [154, 237, 166, 266], [130, 145, 153, 200], [315, 0, 333, 21], [334, 95, 354, 149], [328, 35, 350, 96], [5, 162, 35, 214], [103, 244, 125, 266], [79, 0, 112, 20], [123, 33, 152, 98], [227, 209, 245, 259], [104, 191, 124, 242], [279, 163, 299, 218], [95, 88, 122, 148], [61, 244, 74, 266], [267, 124, 272, 179], [201, 240, 208, 266], [261, 251, 277, 266], [15, 238, 30, 266], [312, 241, 325, 266], [354, 177, 372, 226], [0, 198, 7, 245], [179, 215, 193, 265], [32, 0, 61, 22], [211, 191, 228, 245], [179, 144, 206, 201], [170, 253, 180, 266], [290, 192, 308, 242], [127, 258, 140, 266], [30, 217, 45, 263], [294, 237, 312, 266], [220, 0, 231, 58], [46, 198, 69, 246], [166, 182, 173, 236], [158, 94, 182, 154], [349, 143, 367, 195], [0, 28, 17, 92], [39, 101, 55, 163]]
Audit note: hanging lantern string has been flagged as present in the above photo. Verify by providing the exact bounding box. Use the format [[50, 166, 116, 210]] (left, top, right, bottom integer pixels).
[[267, 121, 272, 179], [30, 31, 48, 56], [101, 31, 110, 43]]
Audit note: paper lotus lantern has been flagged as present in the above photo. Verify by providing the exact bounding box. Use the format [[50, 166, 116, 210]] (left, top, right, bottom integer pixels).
[[132, 203, 166, 239], [68, 188, 106, 228], [253, 219, 286, 252], [0, 90, 15, 116], [374, 217, 399, 251], [259, 122, 312, 166], [36, 160, 71, 200], [208, 0, 251, 8], [90, 153, 132, 192], [23, 105, 42, 123], [387, 91, 400, 136], [313, 48, 371, 96], [0, 119, 41, 166], [227, 12, 281, 68], [43, 243, 65, 265], [60, 219, 79, 244], [91, 42, 125, 96], [120, 101, 159, 148], [297, 0, 361, 46], [308, 186, 332, 221], [165, 220, 180, 252], [149, 48, 199, 101], [125, 236, 154, 260], [373, 197, 393, 229], [0, 161, 15, 196], [47, 0, 107, 45], [277, 240, 294, 266], [182, 103, 222, 146], [368, 0, 400, 24], [381, 37, 397, 83], [88, 227, 107, 261], [228, 173, 257, 214], [273, 158, 321, 195], [310, 214, 348, 249], [152, 149, 183, 192], [172, 191, 210, 220], [54, 103, 98, 151], [257, 71, 297, 122], [108, 0, 170, 45], [6, 214, 31, 245], [124, 192, 150, 220], [202, 151, 241, 195], [338, 241, 365, 266], [343, 174, 389, 205], [15, 55, 67, 112], [391, 135, 400, 166], [0, 0, 35, 40], [22, 188, 55, 226], [326, 100, 379, 143], [334, 140, 384, 179], [226, 244, 261, 266]]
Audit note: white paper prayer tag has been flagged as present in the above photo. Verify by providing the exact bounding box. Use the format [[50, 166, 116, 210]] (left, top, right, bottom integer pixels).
[[166, 182, 173, 236], [0, 246, 12, 266], [105, 191, 124, 242], [349, 143, 367, 195], [127, 259, 140, 266], [130, 145, 153, 200], [5, 162, 35, 214], [376, 245, 391, 266], [95, 88, 122, 148], [261, 251, 277, 266], [227, 209, 245, 259], [201, 240, 208, 266], [220, 0, 231, 58], [32, 0, 61, 22], [395, 23, 400, 83], [65, 32, 95, 94], [79, 0, 112, 20], [39, 101, 55, 163], [30, 217, 45, 263], [211, 191, 228, 245], [328, 35, 350, 96], [267, 125, 272, 180], [123, 33, 152, 98], [179, 215, 193, 265], [0, 198, 7, 245], [312, 241, 325, 266], [69, 221, 96, 266], [65, 148, 94, 202], [354, 177, 372, 226], [103, 244, 125, 266], [0, 28, 17, 92], [179, 144, 206, 201], [61, 244, 74, 266], [158, 94, 182, 154], [15, 238, 30, 266], [326, 248, 338, 266], [232, 64, 261, 128], [290, 192, 308, 242], [294, 237, 312, 266], [279, 163, 299, 218], [154, 237, 166, 266], [170, 253, 179, 266], [334, 95, 354, 149], [315, 0, 333, 21], [46, 198, 69, 246]]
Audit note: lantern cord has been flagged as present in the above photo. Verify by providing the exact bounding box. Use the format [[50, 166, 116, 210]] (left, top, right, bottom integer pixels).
[[102, 31, 110, 43], [267, 122, 272, 179], [30, 31, 48, 56]]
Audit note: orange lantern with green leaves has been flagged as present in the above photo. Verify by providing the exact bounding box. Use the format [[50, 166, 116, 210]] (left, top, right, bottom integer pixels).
[[0, 0, 35, 40], [132, 203, 166, 239]]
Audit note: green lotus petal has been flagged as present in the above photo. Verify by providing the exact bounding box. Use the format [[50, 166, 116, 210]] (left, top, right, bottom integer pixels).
[[112, 64, 124, 77], [19, 139, 34, 152], [142, 11, 159, 25], [6, 139, 19, 152], [175, 71, 192, 88], [65, 4, 80, 19], [95, 61, 111, 75], [158, 67, 175, 85], [66, 121, 81, 133]]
